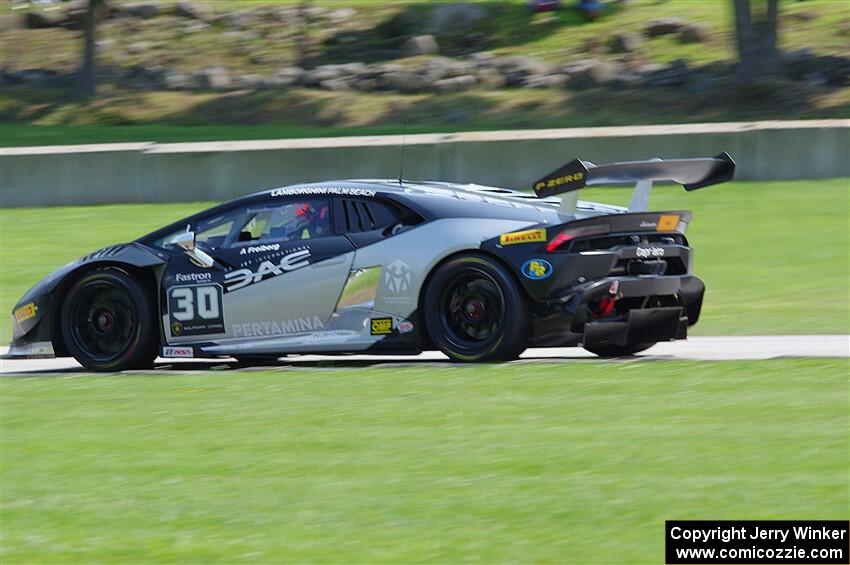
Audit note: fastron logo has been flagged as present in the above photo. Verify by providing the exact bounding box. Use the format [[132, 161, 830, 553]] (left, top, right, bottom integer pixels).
[[175, 272, 212, 283]]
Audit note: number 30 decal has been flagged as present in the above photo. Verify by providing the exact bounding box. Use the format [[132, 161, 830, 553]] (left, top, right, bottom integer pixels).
[[168, 285, 225, 336]]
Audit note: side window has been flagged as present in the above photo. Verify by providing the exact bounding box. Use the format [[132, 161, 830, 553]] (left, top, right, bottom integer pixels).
[[155, 208, 243, 250], [337, 198, 415, 234], [234, 199, 331, 244]]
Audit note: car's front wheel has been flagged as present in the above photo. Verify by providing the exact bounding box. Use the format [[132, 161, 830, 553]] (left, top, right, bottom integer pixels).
[[423, 253, 530, 362], [60, 268, 159, 371]]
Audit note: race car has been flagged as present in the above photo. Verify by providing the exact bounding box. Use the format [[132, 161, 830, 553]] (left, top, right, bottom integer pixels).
[[6, 153, 735, 370]]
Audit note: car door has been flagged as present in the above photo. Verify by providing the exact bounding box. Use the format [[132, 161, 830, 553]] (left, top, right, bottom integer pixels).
[[163, 197, 355, 344]]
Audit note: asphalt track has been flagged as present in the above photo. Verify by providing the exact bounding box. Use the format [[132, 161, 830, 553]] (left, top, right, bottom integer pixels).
[[1, 336, 847, 375]]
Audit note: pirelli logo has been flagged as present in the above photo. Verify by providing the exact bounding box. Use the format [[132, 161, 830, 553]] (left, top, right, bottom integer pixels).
[[534, 172, 584, 192], [499, 228, 547, 246], [14, 303, 37, 323]]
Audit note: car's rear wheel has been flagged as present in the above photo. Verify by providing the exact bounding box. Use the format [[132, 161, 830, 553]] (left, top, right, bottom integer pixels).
[[584, 342, 656, 358], [423, 254, 530, 362], [60, 268, 158, 371]]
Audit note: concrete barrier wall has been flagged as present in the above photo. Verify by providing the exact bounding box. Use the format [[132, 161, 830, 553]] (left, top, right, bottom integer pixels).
[[1, 120, 847, 207]]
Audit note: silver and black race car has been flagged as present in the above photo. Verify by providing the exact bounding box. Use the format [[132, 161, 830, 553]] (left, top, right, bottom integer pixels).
[[6, 153, 734, 370]]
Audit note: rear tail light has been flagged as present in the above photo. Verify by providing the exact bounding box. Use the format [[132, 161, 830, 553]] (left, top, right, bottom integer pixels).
[[546, 224, 610, 252]]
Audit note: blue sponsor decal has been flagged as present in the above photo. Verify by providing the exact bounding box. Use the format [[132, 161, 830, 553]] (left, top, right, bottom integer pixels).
[[521, 258, 553, 280]]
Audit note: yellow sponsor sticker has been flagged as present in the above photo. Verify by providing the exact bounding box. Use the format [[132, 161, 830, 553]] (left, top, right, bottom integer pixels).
[[370, 318, 393, 335], [14, 302, 37, 323], [499, 228, 547, 246], [657, 214, 680, 231]]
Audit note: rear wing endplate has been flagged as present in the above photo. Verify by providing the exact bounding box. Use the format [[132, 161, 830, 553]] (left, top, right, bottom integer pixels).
[[532, 153, 735, 213]]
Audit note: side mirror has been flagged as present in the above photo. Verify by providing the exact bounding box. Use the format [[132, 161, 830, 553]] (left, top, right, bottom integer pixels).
[[173, 229, 214, 269], [173, 230, 196, 252]]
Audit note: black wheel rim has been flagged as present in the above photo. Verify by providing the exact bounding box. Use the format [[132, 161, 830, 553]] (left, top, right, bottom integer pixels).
[[439, 268, 505, 351], [69, 281, 137, 362]]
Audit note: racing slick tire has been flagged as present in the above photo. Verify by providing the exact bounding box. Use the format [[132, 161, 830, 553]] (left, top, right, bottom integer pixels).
[[584, 342, 656, 358], [60, 268, 159, 371], [423, 253, 530, 362]]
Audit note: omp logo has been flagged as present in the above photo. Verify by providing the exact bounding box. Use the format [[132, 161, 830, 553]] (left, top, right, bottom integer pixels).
[[224, 248, 310, 291], [240, 243, 280, 255], [175, 272, 212, 283], [499, 228, 546, 246], [370, 318, 393, 335], [636, 247, 665, 258], [384, 260, 412, 294]]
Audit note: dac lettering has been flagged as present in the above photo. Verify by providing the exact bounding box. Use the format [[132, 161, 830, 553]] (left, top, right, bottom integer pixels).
[[225, 248, 311, 291]]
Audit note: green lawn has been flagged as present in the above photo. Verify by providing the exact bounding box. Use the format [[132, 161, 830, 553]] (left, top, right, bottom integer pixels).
[[1, 179, 847, 342], [1, 360, 847, 563]]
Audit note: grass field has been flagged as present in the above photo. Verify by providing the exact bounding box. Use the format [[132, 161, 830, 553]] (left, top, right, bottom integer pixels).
[[1, 359, 847, 562], [1, 179, 847, 342]]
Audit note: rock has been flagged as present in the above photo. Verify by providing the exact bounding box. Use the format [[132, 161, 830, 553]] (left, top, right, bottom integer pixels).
[[522, 74, 568, 88], [320, 78, 352, 91], [434, 74, 478, 92], [565, 59, 625, 88], [677, 23, 710, 44], [197, 66, 232, 90], [644, 17, 686, 37], [403, 35, 439, 56], [475, 68, 506, 89], [268, 66, 304, 87], [382, 71, 427, 93], [174, 0, 210, 21], [222, 30, 259, 42], [493, 55, 553, 86], [337, 62, 372, 77], [127, 42, 154, 54], [353, 78, 379, 91], [183, 22, 210, 34], [237, 74, 265, 89], [607, 31, 643, 53], [329, 8, 356, 24], [164, 71, 195, 90], [468, 51, 496, 66], [420, 57, 475, 81], [426, 3, 487, 36], [302, 65, 345, 86], [23, 11, 66, 29], [783, 54, 850, 86], [122, 3, 162, 19], [645, 59, 689, 86]]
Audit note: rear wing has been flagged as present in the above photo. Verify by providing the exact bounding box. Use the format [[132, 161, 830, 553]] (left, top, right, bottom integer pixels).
[[532, 153, 735, 213]]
